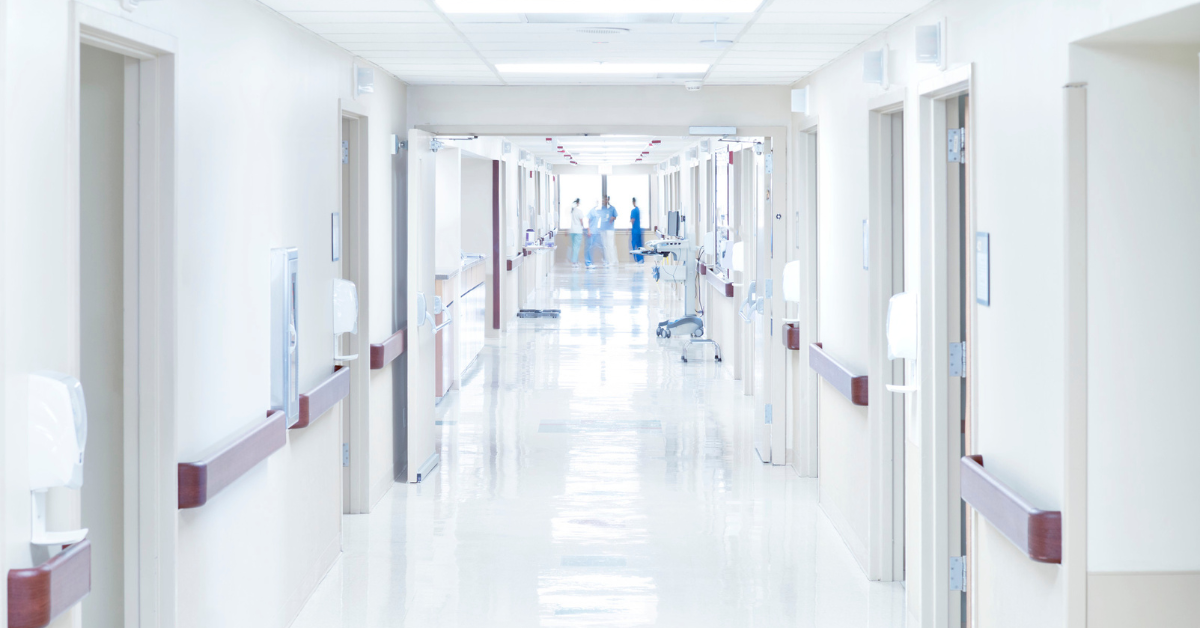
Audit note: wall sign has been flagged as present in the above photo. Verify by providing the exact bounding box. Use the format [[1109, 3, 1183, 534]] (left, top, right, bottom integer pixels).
[[976, 232, 990, 306]]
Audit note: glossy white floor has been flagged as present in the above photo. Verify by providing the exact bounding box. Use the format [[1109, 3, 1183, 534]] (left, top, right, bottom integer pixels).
[[292, 264, 906, 628]]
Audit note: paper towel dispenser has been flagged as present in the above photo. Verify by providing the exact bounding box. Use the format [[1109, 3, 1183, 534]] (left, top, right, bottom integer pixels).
[[28, 371, 88, 545], [272, 248, 300, 428]]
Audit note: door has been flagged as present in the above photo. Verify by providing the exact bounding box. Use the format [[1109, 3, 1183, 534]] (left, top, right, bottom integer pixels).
[[340, 113, 372, 513], [80, 43, 129, 628], [752, 148, 769, 462], [945, 94, 971, 627], [406, 129, 438, 482], [869, 108, 907, 583]]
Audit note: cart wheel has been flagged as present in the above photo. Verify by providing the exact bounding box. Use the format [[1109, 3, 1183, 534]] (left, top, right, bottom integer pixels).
[[681, 356, 687, 362], [716, 356, 722, 362], [693, 330, 704, 338], [663, 329, 671, 338]]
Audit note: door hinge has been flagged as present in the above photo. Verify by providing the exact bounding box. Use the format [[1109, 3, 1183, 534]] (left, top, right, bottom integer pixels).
[[765, 404, 774, 424], [947, 128, 965, 163], [400, 140, 408, 151], [341, 140, 350, 164], [949, 556, 966, 592], [764, 153, 774, 174], [949, 341, 966, 378], [342, 443, 350, 467], [764, 278, 773, 299]]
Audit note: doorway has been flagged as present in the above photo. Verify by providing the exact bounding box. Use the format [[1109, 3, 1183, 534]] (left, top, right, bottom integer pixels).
[[75, 15, 178, 626], [79, 43, 128, 628], [916, 66, 973, 628], [868, 104, 906, 584], [339, 111, 371, 513]]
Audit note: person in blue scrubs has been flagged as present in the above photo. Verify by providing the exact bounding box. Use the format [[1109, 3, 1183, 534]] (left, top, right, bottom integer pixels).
[[629, 197, 644, 263]]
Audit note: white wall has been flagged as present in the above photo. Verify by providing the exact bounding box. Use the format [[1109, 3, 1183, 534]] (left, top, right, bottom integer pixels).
[[2, 1, 408, 627], [787, 0, 1200, 625], [461, 157, 493, 259], [409, 85, 791, 132], [435, 148, 462, 275], [1076, 42, 1200, 571]]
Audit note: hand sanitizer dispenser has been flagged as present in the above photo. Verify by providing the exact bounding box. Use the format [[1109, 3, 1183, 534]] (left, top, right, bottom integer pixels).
[[332, 278, 359, 361], [28, 371, 88, 545], [272, 248, 300, 428]]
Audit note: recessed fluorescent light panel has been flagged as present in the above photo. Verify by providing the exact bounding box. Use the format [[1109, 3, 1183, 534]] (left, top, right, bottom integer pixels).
[[438, 1, 762, 13], [497, 63, 708, 74]]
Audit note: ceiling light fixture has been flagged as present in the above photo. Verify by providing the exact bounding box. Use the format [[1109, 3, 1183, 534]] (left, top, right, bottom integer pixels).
[[497, 63, 708, 74], [437, 1, 762, 13]]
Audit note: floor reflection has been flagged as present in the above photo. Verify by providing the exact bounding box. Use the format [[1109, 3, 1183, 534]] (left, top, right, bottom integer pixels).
[[291, 264, 906, 628]]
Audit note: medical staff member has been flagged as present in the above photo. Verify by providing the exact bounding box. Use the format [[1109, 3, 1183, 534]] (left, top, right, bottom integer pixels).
[[569, 198, 586, 268], [585, 203, 603, 267], [629, 197, 644, 264], [600, 196, 618, 267]]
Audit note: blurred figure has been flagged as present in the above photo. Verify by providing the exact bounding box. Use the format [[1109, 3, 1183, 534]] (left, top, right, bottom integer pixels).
[[629, 197, 644, 264], [585, 202, 603, 268], [600, 195, 618, 267], [569, 198, 586, 268]]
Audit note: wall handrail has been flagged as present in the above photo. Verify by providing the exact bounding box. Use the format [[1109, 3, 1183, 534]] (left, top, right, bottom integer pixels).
[[7, 539, 91, 628], [507, 254, 523, 271], [704, 265, 735, 298], [960, 455, 1062, 563], [808, 342, 869, 406], [178, 410, 287, 509], [370, 327, 407, 370], [292, 366, 350, 430], [783, 323, 802, 350]]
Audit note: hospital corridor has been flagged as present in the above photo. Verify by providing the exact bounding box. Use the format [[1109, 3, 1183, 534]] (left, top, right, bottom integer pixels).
[[291, 266, 905, 627], [3, 1, 1200, 628]]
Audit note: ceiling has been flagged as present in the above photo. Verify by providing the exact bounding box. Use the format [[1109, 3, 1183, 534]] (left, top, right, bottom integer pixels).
[[507, 135, 699, 167], [260, 0, 931, 86]]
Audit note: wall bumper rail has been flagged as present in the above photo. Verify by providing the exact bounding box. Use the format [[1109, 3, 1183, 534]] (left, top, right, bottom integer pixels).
[[704, 266, 735, 298], [293, 366, 350, 430], [960, 455, 1062, 563], [507, 254, 524, 271], [808, 342, 868, 406], [370, 328, 407, 370], [7, 539, 91, 628], [783, 323, 802, 350], [178, 410, 287, 509]]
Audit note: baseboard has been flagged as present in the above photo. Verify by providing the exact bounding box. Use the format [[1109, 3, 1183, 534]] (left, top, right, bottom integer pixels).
[[282, 532, 341, 628], [1088, 571, 1200, 628], [819, 491, 869, 576]]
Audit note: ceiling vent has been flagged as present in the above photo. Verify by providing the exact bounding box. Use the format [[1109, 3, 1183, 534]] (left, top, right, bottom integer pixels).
[[577, 27, 630, 35]]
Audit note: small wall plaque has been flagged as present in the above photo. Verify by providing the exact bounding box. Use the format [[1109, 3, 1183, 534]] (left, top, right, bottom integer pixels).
[[976, 232, 990, 306]]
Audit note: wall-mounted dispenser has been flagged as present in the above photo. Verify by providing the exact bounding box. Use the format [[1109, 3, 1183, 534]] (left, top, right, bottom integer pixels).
[[416, 292, 453, 334], [885, 292, 919, 393], [272, 248, 300, 428], [333, 278, 359, 361], [29, 371, 88, 545]]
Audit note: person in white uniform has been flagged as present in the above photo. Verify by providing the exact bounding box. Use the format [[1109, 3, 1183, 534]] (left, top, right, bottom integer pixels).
[[568, 198, 586, 268], [599, 196, 618, 267]]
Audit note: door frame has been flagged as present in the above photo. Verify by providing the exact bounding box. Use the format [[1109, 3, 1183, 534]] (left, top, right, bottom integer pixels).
[[867, 89, 906, 583], [917, 63, 973, 628], [790, 115, 819, 478], [338, 102, 372, 513], [73, 6, 178, 627]]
